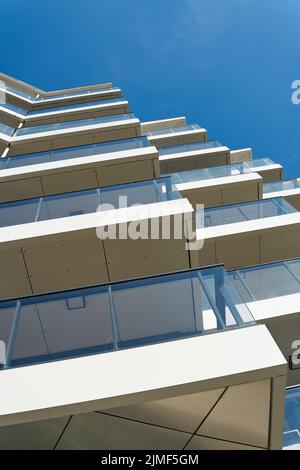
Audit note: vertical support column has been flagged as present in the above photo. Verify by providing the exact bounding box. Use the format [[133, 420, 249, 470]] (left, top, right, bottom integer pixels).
[[164, 177, 173, 201], [34, 197, 43, 222], [198, 272, 225, 330], [4, 300, 22, 369], [108, 286, 119, 350], [153, 179, 164, 202], [214, 266, 226, 325], [153, 158, 161, 179], [268, 374, 287, 449]]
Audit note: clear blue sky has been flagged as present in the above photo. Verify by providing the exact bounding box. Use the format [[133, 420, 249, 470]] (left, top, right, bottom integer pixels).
[[1, 0, 300, 177]]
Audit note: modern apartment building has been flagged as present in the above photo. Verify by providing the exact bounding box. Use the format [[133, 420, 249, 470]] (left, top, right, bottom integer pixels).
[[0, 72, 299, 450]]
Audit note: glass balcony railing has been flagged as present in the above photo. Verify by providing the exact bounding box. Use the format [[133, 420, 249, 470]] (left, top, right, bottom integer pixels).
[[228, 259, 300, 303], [158, 140, 223, 156], [26, 98, 126, 116], [243, 157, 275, 168], [202, 197, 296, 228], [264, 178, 300, 194], [0, 84, 119, 102], [0, 177, 180, 228], [0, 122, 14, 137], [34, 86, 119, 101], [0, 137, 151, 170], [0, 102, 27, 115], [0, 265, 254, 370], [143, 124, 201, 137], [168, 159, 278, 186], [0, 99, 126, 120], [283, 387, 300, 449], [0, 84, 35, 100], [14, 113, 135, 137], [170, 162, 244, 185]]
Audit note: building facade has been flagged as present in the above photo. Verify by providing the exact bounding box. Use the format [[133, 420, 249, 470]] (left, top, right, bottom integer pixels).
[[0, 73, 298, 450]]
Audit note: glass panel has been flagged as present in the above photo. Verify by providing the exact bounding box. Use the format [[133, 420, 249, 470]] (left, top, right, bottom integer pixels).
[[1, 137, 150, 170], [199, 267, 254, 327], [112, 275, 204, 347], [287, 259, 300, 279], [0, 102, 27, 115], [0, 178, 179, 227], [98, 178, 179, 208], [2, 152, 53, 168], [244, 158, 275, 168], [143, 124, 200, 137], [158, 140, 221, 156], [229, 261, 300, 302], [0, 198, 40, 227], [0, 301, 17, 346], [0, 266, 254, 370], [34, 86, 119, 101], [264, 178, 300, 193], [26, 98, 124, 116], [37, 190, 100, 221], [284, 387, 300, 449], [283, 430, 300, 449], [11, 287, 113, 366], [227, 272, 254, 303], [203, 198, 297, 228], [15, 113, 135, 136], [0, 84, 118, 101], [0, 122, 14, 137], [0, 84, 34, 100], [170, 158, 277, 186]]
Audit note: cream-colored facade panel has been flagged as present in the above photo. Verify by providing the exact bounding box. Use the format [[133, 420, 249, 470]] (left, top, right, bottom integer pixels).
[[0, 247, 32, 299], [105, 388, 225, 434], [0, 178, 44, 203], [186, 435, 264, 450], [198, 379, 271, 448], [21, 230, 109, 294], [97, 159, 154, 186], [104, 236, 190, 282], [56, 412, 189, 450], [0, 416, 70, 450], [41, 169, 99, 195], [215, 234, 260, 270]]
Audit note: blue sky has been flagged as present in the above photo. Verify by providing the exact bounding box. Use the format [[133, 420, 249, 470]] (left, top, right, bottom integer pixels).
[[1, 0, 300, 177]]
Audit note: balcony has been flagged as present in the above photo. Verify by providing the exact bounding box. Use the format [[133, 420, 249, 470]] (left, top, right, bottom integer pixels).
[[159, 140, 230, 173], [0, 177, 180, 228], [0, 264, 286, 452], [170, 161, 264, 207], [0, 103, 27, 128], [190, 198, 300, 270], [264, 178, 300, 210], [0, 83, 121, 110], [228, 258, 300, 385], [2, 113, 141, 155], [0, 137, 159, 202], [0, 98, 129, 128], [0, 265, 254, 370], [0, 178, 192, 298], [0, 123, 14, 154], [244, 157, 283, 182], [144, 124, 207, 147]]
